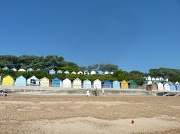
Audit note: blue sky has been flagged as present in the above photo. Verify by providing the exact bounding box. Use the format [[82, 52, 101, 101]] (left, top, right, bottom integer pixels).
[[0, 0, 180, 73]]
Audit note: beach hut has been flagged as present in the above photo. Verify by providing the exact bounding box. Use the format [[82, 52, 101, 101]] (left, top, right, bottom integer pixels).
[[176, 84, 180, 91], [71, 71, 76, 74], [90, 70, 97, 75], [110, 72, 114, 74], [84, 70, 89, 75], [147, 76, 151, 81], [97, 71, 103, 75], [57, 70, 62, 74], [11, 68, 17, 71], [120, 80, 128, 89], [15, 76, 26, 86], [128, 80, 137, 89], [169, 83, 176, 91], [2, 75, 14, 86], [51, 77, 60, 87], [157, 83, 164, 90], [104, 71, 109, 75], [112, 81, 120, 89], [163, 83, 170, 91], [77, 71, 83, 75], [151, 83, 158, 90], [49, 69, 56, 75], [93, 79, 101, 89], [27, 68, 33, 72], [72, 78, 82, 88], [102, 80, 112, 88], [27, 75, 40, 86], [18, 68, 26, 72], [83, 80, 91, 89], [64, 71, 69, 74], [63, 78, 71, 88], [2, 66, 9, 71], [40, 77, 49, 87]]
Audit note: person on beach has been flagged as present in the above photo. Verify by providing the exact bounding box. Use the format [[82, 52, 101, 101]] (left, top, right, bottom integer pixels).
[[101, 88, 105, 96], [86, 89, 90, 97]]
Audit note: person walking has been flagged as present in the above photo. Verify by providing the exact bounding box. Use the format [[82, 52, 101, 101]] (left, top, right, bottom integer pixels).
[[86, 89, 90, 97], [101, 88, 105, 96]]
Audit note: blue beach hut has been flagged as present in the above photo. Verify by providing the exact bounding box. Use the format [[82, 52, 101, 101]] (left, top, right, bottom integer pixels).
[[49, 69, 56, 75], [112, 81, 120, 89], [169, 84, 176, 91], [176, 84, 180, 91], [15, 76, 26, 86], [83, 80, 91, 88], [102, 80, 112, 88]]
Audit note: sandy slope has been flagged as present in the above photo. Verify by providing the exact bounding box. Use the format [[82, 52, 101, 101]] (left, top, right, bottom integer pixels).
[[0, 94, 180, 134]]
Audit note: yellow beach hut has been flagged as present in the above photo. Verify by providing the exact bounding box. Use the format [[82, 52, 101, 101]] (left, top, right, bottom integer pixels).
[[2, 75, 14, 86], [120, 80, 128, 89], [40, 77, 49, 87]]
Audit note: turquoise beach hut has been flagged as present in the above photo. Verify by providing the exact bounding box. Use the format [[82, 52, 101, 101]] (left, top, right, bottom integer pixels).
[[51, 77, 60, 87]]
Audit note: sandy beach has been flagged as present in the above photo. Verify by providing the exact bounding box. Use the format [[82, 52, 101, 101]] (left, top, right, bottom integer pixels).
[[0, 93, 180, 134]]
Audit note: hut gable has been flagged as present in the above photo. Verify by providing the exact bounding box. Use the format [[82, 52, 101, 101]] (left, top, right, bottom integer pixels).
[[51, 77, 61, 87], [83, 80, 91, 88], [63, 78, 71, 88], [93, 79, 101, 89], [18, 68, 26, 72], [49, 69, 56, 75], [90, 70, 97, 75], [71, 71, 76, 74], [84, 70, 89, 75], [77, 71, 83, 75], [57, 70, 62, 74], [97, 71, 103, 75], [73, 78, 82, 88], [2, 66, 9, 71], [120, 80, 128, 89], [27, 68, 33, 72], [12, 68, 17, 71], [112, 81, 120, 89], [15, 76, 26, 86], [104, 71, 109, 75], [2, 75, 14, 86], [27, 75, 40, 86], [64, 71, 69, 74], [40, 77, 49, 87]]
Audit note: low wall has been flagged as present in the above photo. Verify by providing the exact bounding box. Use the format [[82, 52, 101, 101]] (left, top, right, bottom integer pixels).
[[1, 85, 179, 96]]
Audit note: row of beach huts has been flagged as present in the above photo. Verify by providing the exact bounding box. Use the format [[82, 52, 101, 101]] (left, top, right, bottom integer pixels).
[[0, 75, 180, 91], [0, 75, 137, 89]]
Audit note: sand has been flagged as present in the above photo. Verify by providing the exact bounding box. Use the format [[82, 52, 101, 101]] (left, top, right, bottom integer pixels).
[[0, 94, 180, 134]]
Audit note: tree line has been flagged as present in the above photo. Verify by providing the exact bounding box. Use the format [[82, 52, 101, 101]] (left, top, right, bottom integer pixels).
[[0, 55, 180, 85]]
